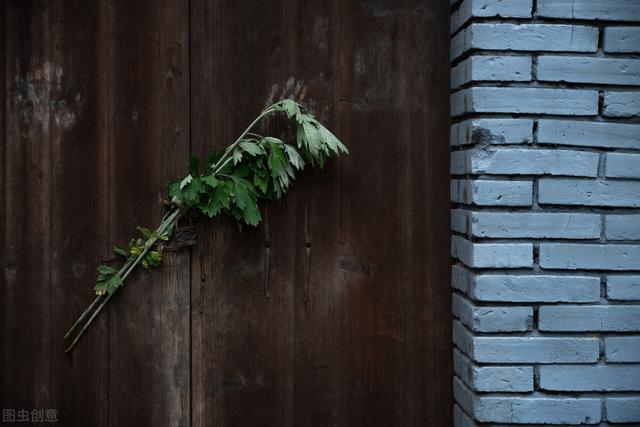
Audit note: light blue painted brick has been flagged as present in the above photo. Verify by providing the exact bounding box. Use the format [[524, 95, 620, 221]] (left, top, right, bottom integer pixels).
[[473, 336, 599, 364], [604, 91, 640, 118], [451, 28, 467, 61], [452, 23, 598, 59], [451, 118, 533, 146], [453, 405, 477, 427], [452, 265, 472, 293], [471, 274, 601, 303], [540, 365, 640, 391], [605, 336, 640, 362], [540, 243, 640, 270], [471, 366, 533, 394], [454, 349, 533, 392], [453, 320, 475, 357], [606, 153, 640, 179], [451, 209, 467, 234], [452, 235, 533, 268], [538, 0, 640, 21], [450, 0, 532, 33], [605, 214, 640, 240], [605, 27, 640, 53], [538, 120, 640, 149], [457, 148, 598, 176], [539, 305, 640, 332], [606, 397, 640, 423], [456, 378, 602, 424], [451, 179, 533, 206], [538, 56, 640, 86], [451, 55, 531, 89], [607, 275, 640, 301], [453, 293, 532, 332], [539, 179, 640, 208], [470, 212, 601, 239], [453, 320, 599, 364], [452, 87, 598, 116], [475, 396, 601, 424], [453, 377, 476, 417], [450, 151, 466, 175]]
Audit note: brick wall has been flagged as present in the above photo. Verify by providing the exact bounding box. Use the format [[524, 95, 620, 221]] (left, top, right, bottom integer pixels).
[[450, 1, 640, 425]]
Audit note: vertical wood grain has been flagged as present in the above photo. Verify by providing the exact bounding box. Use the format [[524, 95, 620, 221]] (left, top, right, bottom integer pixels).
[[106, 0, 190, 425], [190, 1, 293, 425], [1, 1, 450, 425], [2, 0, 53, 413], [47, 1, 109, 425]]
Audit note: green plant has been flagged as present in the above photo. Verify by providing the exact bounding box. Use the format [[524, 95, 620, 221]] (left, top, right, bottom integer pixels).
[[64, 100, 347, 352]]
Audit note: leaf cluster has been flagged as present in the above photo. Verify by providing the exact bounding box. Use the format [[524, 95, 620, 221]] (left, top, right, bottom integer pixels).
[[168, 99, 348, 228], [69, 100, 346, 352]]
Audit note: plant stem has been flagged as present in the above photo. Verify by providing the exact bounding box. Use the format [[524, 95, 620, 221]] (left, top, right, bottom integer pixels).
[[210, 105, 277, 171], [63, 295, 103, 339], [64, 208, 181, 352]]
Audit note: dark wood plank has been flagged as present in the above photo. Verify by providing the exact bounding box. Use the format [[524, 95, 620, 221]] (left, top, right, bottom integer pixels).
[[191, 0, 451, 425], [281, 1, 345, 425], [106, 0, 191, 425], [190, 1, 296, 425], [2, 0, 54, 413], [0, 3, 5, 411], [331, 1, 452, 425], [47, 1, 109, 425]]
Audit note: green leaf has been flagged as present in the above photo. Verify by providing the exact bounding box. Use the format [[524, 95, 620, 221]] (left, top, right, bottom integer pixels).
[[169, 180, 181, 199], [243, 201, 261, 226], [137, 226, 154, 239], [267, 143, 287, 177], [145, 250, 162, 268], [253, 173, 268, 194], [239, 140, 265, 156], [284, 145, 305, 170], [274, 99, 301, 120], [231, 177, 254, 209], [94, 266, 123, 296], [302, 121, 322, 157], [232, 149, 243, 165], [201, 181, 232, 217], [182, 177, 206, 205], [113, 246, 129, 258], [201, 175, 219, 189], [318, 123, 348, 154], [179, 174, 193, 190], [97, 264, 117, 276]]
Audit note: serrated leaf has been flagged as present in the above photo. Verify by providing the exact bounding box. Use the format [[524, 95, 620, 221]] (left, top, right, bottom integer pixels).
[[318, 123, 348, 154], [94, 269, 123, 296], [232, 178, 253, 209], [179, 174, 193, 190], [137, 226, 154, 239], [243, 201, 261, 226], [113, 246, 129, 258], [97, 264, 117, 276], [168, 180, 181, 199], [201, 175, 219, 189], [267, 143, 288, 177], [302, 121, 322, 157], [239, 140, 265, 156], [284, 145, 305, 170], [232, 149, 243, 165], [274, 99, 301, 120], [253, 173, 268, 194], [182, 177, 206, 205]]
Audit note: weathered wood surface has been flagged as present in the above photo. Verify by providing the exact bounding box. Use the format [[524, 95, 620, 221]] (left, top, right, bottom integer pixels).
[[1, 1, 451, 425]]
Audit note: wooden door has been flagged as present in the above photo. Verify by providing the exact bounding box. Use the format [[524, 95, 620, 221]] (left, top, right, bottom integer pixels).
[[1, 1, 451, 425]]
